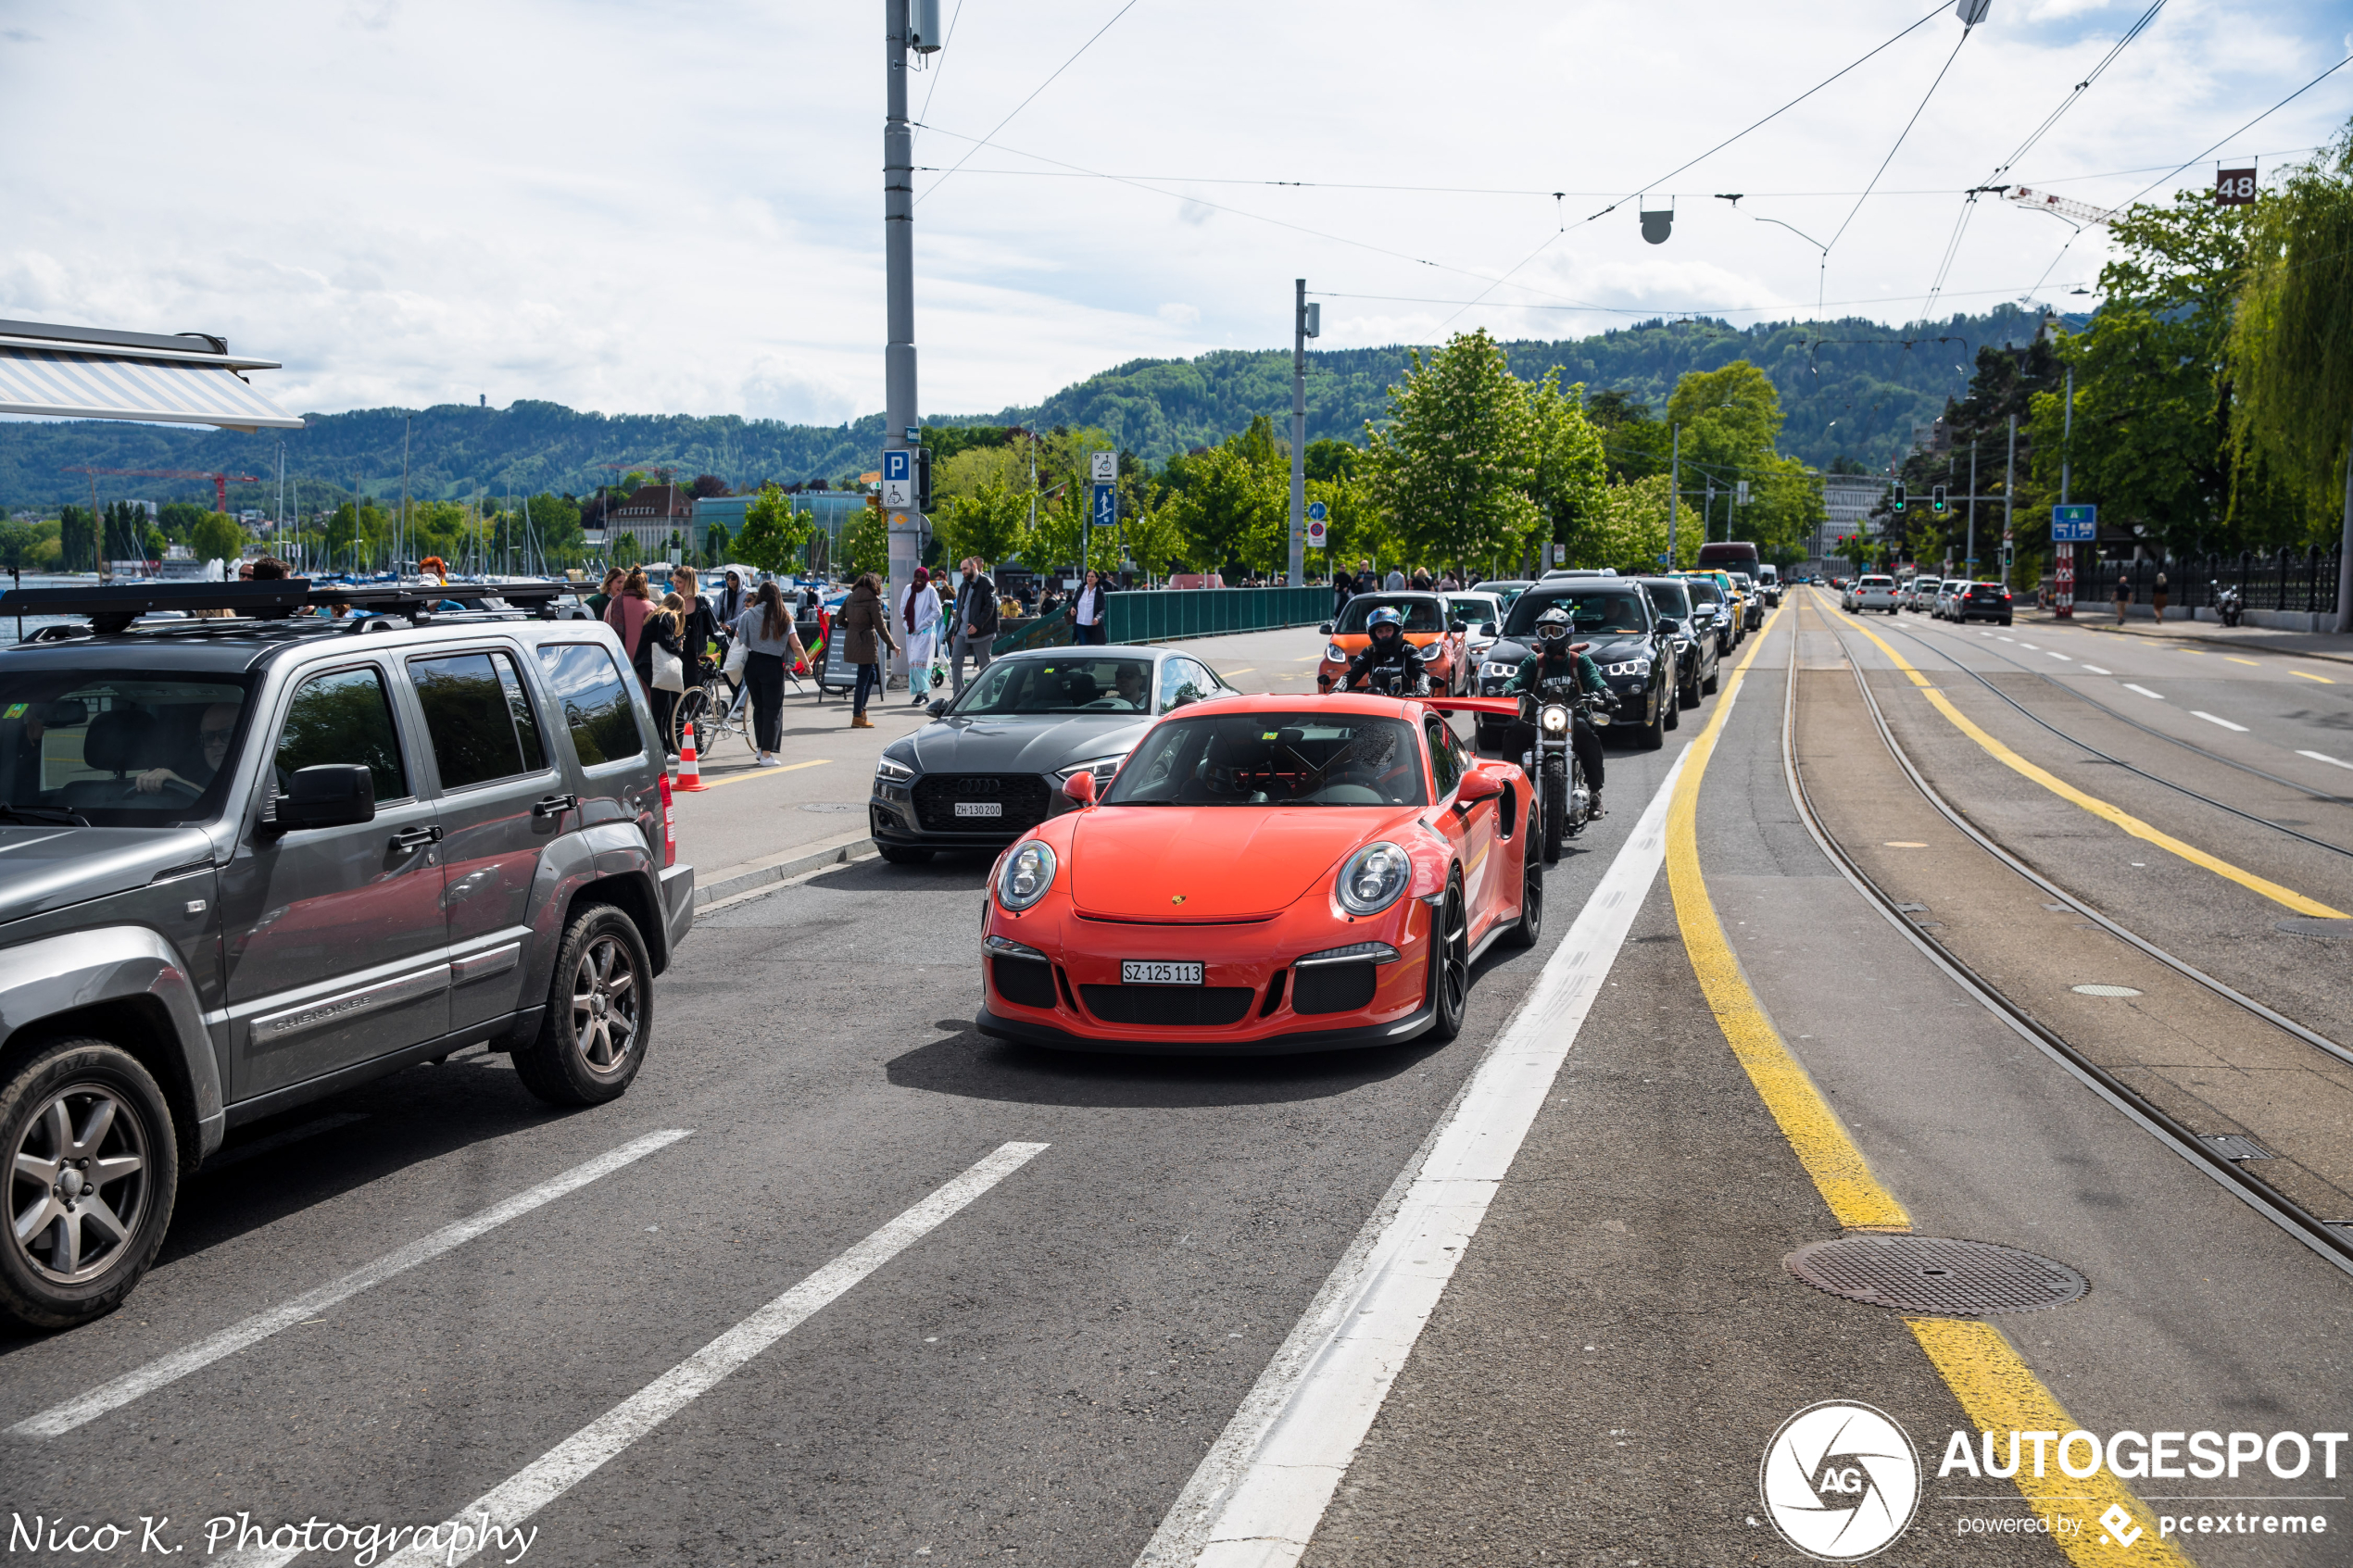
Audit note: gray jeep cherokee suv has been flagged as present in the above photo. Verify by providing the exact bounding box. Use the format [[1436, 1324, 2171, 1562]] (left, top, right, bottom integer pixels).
[[0, 581, 694, 1329]]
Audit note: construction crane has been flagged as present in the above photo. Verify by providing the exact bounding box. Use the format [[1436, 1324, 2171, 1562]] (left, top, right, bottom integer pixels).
[[63, 466, 263, 511], [2003, 186, 2121, 230]]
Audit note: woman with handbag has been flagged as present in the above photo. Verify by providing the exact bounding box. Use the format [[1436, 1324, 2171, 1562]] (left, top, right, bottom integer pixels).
[[837, 572, 898, 729], [898, 565, 944, 706], [732, 581, 806, 767], [605, 570, 683, 758]]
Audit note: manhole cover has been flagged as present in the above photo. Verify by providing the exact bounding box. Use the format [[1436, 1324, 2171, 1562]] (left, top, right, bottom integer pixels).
[[2070, 983, 2142, 997], [2277, 917, 2353, 940], [799, 802, 867, 813], [1786, 1236, 2087, 1316]]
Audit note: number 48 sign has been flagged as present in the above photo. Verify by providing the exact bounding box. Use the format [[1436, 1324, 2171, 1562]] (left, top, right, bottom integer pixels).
[[2216, 168, 2257, 206]]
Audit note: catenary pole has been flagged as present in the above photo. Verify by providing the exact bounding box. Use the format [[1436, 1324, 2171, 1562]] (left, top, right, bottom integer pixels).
[[1290, 278, 1306, 588], [2058, 363, 2074, 619], [1966, 440, 1977, 575], [2003, 414, 2016, 590], [1667, 422, 1680, 567], [884, 0, 919, 654]]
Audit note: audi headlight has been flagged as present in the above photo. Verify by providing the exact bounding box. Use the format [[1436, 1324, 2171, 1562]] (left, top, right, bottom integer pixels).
[[996, 840, 1057, 911], [1335, 841, 1411, 917], [875, 755, 915, 783], [1539, 704, 1569, 734], [1325, 643, 1347, 663], [1056, 755, 1126, 786]]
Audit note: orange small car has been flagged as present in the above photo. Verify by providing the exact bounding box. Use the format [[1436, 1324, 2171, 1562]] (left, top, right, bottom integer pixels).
[[1315, 593, 1469, 696], [975, 695, 1539, 1055]]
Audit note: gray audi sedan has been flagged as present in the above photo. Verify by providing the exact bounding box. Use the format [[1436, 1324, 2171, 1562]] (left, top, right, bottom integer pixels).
[[869, 646, 1242, 862]]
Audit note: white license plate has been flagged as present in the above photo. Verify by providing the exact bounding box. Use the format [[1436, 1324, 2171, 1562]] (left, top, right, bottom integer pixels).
[[953, 801, 1003, 818], [1121, 960, 1202, 985]]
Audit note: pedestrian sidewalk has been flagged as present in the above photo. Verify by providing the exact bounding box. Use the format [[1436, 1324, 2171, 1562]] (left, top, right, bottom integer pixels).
[[2019, 606, 2353, 666]]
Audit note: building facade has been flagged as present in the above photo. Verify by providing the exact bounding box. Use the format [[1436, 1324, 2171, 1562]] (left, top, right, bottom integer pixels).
[[1818, 474, 1885, 559]]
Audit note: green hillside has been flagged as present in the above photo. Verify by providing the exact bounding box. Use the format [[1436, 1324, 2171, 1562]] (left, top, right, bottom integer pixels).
[[1, 307, 2062, 512]]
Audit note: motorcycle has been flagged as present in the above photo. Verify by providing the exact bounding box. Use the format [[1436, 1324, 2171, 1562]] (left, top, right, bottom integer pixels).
[[1519, 679, 1595, 865], [1345, 662, 1430, 698], [2213, 580, 2244, 628]]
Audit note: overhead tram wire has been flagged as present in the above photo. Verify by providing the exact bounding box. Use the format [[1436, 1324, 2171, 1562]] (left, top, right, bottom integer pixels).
[[1431, 0, 1966, 333], [1821, 22, 1976, 261], [916, 0, 1146, 207], [1919, 0, 2168, 320]]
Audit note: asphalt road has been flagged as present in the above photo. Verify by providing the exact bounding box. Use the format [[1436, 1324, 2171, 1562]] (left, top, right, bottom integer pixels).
[[6, 600, 2347, 1567]]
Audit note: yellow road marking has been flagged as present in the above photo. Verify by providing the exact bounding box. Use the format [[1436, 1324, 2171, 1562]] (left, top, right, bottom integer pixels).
[[1699, 599, 2190, 1567], [1908, 1319, 2192, 1566], [2293, 669, 2335, 684], [692, 758, 833, 791], [1667, 606, 1910, 1231], [1840, 617, 2347, 918], [2225, 656, 2259, 666]]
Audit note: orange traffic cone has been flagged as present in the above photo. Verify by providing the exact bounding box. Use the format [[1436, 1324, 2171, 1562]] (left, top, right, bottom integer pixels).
[[675, 721, 706, 790]]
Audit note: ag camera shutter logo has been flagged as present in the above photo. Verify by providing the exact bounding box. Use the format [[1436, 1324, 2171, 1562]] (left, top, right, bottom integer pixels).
[[1759, 1401, 1922, 1561]]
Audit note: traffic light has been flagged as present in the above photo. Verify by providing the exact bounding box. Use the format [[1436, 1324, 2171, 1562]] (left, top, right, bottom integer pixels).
[[1892, 482, 1906, 513], [1931, 484, 1948, 515], [914, 445, 933, 512]]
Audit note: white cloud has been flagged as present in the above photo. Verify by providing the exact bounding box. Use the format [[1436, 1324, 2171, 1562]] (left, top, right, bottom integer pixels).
[[3, 0, 2345, 423]]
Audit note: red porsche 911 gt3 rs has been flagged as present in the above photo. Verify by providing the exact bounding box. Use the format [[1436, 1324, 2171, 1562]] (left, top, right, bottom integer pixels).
[[975, 695, 1542, 1055]]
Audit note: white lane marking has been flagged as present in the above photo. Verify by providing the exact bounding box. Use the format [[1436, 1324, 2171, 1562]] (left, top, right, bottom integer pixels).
[[233, 1141, 1051, 1568], [2123, 684, 2166, 700], [2019, 641, 2039, 649], [1139, 732, 1698, 1568], [2082, 665, 2112, 675], [200, 1113, 371, 1172], [2298, 750, 2353, 771], [2191, 710, 2249, 733], [2045, 650, 2072, 661], [11, 1129, 695, 1439], [1996, 634, 2015, 642]]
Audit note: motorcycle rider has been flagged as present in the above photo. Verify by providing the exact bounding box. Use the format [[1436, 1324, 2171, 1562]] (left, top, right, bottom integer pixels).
[[1327, 605, 1428, 695], [1502, 604, 1615, 817]]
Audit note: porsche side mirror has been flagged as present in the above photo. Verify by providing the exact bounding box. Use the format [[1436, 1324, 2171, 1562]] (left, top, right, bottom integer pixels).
[[1062, 771, 1097, 808], [1454, 768, 1504, 809]]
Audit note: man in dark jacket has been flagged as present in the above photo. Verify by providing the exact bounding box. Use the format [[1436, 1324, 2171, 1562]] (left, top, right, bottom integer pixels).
[[949, 558, 999, 696]]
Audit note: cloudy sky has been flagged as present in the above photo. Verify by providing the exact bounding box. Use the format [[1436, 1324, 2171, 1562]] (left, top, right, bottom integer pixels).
[[4, 0, 2347, 425]]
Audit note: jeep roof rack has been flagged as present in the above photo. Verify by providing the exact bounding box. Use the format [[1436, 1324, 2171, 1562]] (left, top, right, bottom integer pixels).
[[1, 580, 569, 637]]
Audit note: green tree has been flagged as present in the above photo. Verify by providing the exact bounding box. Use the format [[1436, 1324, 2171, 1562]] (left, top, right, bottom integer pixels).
[[1124, 501, 1187, 582], [735, 483, 813, 575], [1528, 370, 1609, 570], [0, 521, 37, 571], [1364, 330, 1541, 580], [843, 505, 889, 579], [58, 507, 99, 571], [1156, 435, 1285, 574], [2227, 120, 2353, 624], [1304, 471, 1382, 581], [189, 511, 245, 567], [702, 521, 731, 566], [157, 500, 208, 540]]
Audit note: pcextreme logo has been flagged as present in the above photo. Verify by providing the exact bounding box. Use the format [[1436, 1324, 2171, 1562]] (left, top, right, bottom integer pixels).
[[1760, 1401, 1923, 1561]]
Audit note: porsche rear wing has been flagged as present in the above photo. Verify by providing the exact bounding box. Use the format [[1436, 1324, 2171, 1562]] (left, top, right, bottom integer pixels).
[[1423, 696, 1521, 721]]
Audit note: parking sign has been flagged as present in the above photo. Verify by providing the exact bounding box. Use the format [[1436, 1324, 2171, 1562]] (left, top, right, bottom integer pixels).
[[882, 450, 910, 483]]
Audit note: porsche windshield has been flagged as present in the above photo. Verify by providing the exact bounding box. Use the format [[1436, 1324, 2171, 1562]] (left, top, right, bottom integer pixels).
[[1, 674, 255, 826], [950, 657, 1155, 715], [1103, 713, 1427, 807], [1503, 589, 1649, 638], [1332, 597, 1444, 633]]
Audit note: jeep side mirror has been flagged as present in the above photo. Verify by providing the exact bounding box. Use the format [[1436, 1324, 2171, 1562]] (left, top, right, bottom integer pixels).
[[273, 764, 375, 832]]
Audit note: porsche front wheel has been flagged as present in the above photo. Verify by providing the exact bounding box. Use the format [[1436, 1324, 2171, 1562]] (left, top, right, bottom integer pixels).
[[1427, 875, 1469, 1043]]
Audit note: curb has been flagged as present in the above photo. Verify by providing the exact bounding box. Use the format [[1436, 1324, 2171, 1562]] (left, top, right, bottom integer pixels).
[[692, 836, 877, 909]]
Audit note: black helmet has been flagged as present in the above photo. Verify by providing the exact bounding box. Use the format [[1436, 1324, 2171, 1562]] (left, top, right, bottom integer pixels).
[[1366, 606, 1404, 642], [1535, 605, 1572, 641]]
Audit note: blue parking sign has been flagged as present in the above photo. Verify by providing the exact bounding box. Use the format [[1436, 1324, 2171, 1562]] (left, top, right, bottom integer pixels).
[[2052, 504, 2096, 542], [882, 450, 910, 483], [1307, 500, 1327, 522]]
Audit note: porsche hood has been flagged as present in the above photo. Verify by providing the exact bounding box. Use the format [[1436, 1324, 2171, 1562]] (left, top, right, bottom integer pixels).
[[1066, 807, 1416, 921]]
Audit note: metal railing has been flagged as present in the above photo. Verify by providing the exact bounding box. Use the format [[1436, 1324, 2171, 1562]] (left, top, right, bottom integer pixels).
[[1102, 585, 1332, 644], [2061, 548, 2342, 616]]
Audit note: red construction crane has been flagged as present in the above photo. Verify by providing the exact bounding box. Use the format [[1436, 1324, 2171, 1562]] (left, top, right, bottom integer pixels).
[[63, 466, 264, 512]]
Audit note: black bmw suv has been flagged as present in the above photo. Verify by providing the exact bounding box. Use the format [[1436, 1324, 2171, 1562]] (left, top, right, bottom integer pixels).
[[1474, 579, 1675, 752]]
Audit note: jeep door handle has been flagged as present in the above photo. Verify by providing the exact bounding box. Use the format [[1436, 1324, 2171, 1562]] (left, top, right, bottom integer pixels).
[[532, 793, 579, 820], [390, 824, 444, 853]]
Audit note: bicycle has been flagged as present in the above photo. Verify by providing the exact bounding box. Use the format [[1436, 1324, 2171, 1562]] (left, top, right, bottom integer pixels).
[[671, 649, 749, 760]]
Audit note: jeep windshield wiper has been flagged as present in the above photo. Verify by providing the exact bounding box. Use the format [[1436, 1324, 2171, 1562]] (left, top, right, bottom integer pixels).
[[0, 803, 89, 827]]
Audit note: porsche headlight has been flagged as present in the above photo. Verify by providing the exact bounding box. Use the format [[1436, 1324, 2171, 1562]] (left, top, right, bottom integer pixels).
[[1539, 704, 1570, 735], [1325, 643, 1347, 663], [875, 755, 916, 783], [996, 840, 1057, 911], [1336, 841, 1411, 917]]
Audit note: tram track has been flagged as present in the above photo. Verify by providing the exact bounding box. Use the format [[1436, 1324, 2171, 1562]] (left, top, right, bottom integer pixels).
[[1782, 591, 2353, 1279], [1862, 608, 2353, 853]]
